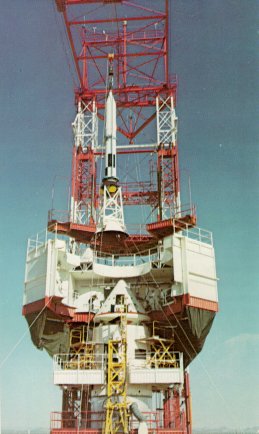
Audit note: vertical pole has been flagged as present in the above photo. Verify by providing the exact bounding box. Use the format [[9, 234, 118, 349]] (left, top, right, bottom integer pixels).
[[123, 21, 127, 88], [90, 148, 97, 224], [185, 371, 192, 434], [82, 42, 88, 89], [173, 387, 182, 430], [157, 159, 162, 221], [173, 144, 181, 216], [70, 144, 78, 223], [165, 0, 169, 85], [163, 389, 170, 428], [81, 389, 91, 429]]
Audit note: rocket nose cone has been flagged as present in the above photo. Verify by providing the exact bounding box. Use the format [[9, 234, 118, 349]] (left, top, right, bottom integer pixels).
[[106, 90, 116, 109]]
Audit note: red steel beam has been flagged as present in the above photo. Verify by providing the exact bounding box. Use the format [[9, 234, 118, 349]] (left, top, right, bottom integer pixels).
[[56, 0, 122, 11], [69, 15, 164, 26], [63, 10, 84, 88], [78, 51, 164, 61]]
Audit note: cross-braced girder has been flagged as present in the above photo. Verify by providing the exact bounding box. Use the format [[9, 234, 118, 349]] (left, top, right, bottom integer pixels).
[[62, 387, 91, 430], [73, 99, 98, 150], [49, 0, 196, 248], [56, 0, 176, 140], [156, 94, 181, 219], [70, 99, 98, 224], [98, 185, 126, 233], [156, 95, 178, 147], [71, 148, 97, 225], [104, 315, 128, 434]]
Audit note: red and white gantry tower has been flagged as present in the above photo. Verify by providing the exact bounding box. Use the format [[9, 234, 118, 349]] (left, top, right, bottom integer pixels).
[[23, 2, 218, 433]]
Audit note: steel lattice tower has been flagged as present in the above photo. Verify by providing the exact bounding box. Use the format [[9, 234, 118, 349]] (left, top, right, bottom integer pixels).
[[23, 2, 218, 433]]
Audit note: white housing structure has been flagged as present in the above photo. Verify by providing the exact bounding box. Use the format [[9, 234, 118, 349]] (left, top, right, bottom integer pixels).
[[24, 225, 217, 431], [24, 228, 217, 312]]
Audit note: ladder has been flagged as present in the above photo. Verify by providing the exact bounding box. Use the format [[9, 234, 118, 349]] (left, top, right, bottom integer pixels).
[[103, 314, 129, 434]]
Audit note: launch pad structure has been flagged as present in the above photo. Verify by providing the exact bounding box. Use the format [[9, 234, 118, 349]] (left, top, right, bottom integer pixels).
[[23, 1, 218, 433]]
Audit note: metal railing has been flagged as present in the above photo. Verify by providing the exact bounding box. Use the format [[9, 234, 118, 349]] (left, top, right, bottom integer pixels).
[[51, 411, 104, 431], [47, 204, 197, 237], [132, 351, 182, 369], [83, 28, 167, 44], [27, 228, 50, 254], [54, 353, 105, 371], [182, 225, 213, 245], [27, 221, 212, 266], [93, 245, 162, 267], [26, 226, 70, 256], [48, 208, 70, 223], [54, 351, 182, 372], [50, 410, 185, 433]]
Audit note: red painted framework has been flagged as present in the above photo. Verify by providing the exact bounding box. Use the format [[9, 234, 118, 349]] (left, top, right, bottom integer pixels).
[[49, 0, 196, 246], [49, 372, 192, 433], [22, 294, 218, 320], [37, 2, 213, 434]]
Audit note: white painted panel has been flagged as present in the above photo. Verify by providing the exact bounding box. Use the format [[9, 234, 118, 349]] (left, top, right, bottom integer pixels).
[[93, 262, 151, 278], [129, 368, 183, 384], [186, 247, 216, 279], [24, 239, 62, 304], [24, 245, 49, 305], [54, 369, 104, 385], [46, 241, 57, 297], [188, 274, 218, 302], [179, 237, 218, 302], [24, 276, 47, 304], [200, 243, 214, 256], [172, 236, 183, 283], [26, 249, 48, 282]]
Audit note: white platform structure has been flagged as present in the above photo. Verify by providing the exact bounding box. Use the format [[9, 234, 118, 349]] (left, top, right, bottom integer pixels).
[[24, 225, 217, 432], [24, 228, 217, 311]]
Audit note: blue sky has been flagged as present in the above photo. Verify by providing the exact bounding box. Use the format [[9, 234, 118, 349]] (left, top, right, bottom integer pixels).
[[0, 0, 258, 431]]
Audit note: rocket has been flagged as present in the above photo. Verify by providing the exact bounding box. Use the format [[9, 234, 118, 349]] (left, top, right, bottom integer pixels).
[[96, 55, 128, 244], [104, 89, 117, 181]]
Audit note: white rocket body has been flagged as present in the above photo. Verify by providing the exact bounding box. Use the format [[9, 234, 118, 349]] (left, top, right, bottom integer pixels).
[[96, 85, 127, 239], [104, 90, 117, 179]]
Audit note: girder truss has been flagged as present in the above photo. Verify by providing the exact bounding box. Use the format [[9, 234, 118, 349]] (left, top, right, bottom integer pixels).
[[52, 0, 196, 243], [55, 0, 176, 141], [104, 315, 128, 434], [72, 99, 98, 150], [62, 387, 90, 429], [71, 141, 97, 224], [150, 338, 178, 368], [156, 95, 181, 219], [156, 95, 178, 147], [98, 186, 126, 232]]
